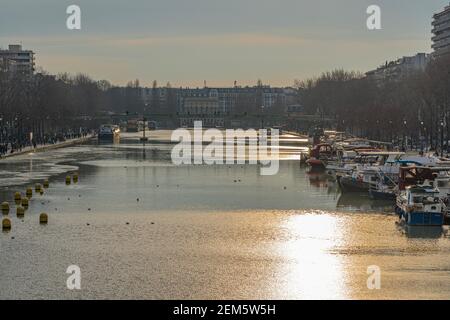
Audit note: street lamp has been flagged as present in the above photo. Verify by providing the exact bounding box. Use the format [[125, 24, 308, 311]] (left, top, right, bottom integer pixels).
[[441, 120, 445, 157], [0, 116, 3, 144], [403, 120, 407, 151], [420, 121, 425, 152], [388, 120, 393, 143], [261, 106, 265, 129]]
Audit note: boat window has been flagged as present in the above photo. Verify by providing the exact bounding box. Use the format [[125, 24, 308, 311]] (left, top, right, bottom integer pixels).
[[437, 180, 450, 188], [413, 196, 423, 203]]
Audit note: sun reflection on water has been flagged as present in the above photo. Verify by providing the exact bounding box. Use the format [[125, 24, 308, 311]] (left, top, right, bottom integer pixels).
[[274, 212, 348, 299]]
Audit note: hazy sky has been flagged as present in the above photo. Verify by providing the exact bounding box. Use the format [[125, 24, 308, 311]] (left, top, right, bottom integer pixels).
[[0, 0, 449, 87]]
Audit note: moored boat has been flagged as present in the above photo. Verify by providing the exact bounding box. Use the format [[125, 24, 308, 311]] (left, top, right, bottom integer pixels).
[[369, 182, 397, 200], [306, 143, 335, 170], [338, 171, 375, 192], [395, 186, 445, 226], [98, 124, 120, 141]]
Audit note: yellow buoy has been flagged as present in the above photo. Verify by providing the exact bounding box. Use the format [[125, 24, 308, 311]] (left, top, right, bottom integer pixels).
[[16, 206, 25, 217], [40, 190, 44, 196], [26, 187, 33, 198], [39, 213, 48, 224], [2, 218, 11, 231], [43, 180, 49, 188], [35, 183, 42, 192], [1, 202, 9, 213], [65, 176, 71, 185], [14, 192, 22, 201], [21, 197, 29, 208], [73, 174, 79, 183]]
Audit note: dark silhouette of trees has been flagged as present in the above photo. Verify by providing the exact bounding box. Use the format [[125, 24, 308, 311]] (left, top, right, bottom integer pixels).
[[295, 56, 450, 151]]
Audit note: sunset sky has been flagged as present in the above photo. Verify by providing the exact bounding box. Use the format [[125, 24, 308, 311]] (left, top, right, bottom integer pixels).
[[1, 0, 449, 87]]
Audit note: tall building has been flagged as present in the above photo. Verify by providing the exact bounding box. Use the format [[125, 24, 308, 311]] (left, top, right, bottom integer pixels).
[[0, 44, 35, 75], [177, 86, 287, 114], [179, 97, 223, 128], [432, 3, 450, 57], [366, 53, 430, 83]]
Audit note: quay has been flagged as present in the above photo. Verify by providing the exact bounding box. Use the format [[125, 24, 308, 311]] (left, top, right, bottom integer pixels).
[[0, 134, 95, 160]]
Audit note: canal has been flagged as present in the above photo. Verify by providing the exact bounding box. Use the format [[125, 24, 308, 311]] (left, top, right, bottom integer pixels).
[[0, 131, 449, 299]]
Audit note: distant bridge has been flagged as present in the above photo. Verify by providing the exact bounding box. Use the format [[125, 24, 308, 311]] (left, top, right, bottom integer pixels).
[[97, 112, 336, 130]]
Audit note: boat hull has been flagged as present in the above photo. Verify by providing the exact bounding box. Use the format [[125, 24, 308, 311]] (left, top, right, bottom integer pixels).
[[396, 207, 445, 226], [338, 176, 370, 192], [306, 158, 326, 170], [98, 133, 114, 141], [369, 189, 396, 200], [98, 132, 119, 142]]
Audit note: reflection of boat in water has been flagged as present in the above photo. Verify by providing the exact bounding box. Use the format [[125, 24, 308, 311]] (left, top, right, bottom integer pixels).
[[397, 224, 444, 239], [337, 192, 393, 211], [307, 171, 337, 188], [98, 124, 120, 142]]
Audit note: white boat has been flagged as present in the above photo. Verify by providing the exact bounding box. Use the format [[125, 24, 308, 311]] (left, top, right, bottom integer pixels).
[[336, 152, 405, 191], [337, 151, 450, 193]]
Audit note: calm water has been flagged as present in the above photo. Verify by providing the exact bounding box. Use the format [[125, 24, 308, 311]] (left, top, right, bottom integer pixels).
[[0, 131, 450, 300]]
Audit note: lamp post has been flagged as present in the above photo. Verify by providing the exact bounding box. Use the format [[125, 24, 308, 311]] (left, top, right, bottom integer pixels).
[[420, 121, 425, 152], [141, 104, 149, 142], [403, 120, 407, 151], [0, 116, 3, 144], [389, 120, 393, 144], [261, 106, 265, 129], [441, 120, 445, 157]]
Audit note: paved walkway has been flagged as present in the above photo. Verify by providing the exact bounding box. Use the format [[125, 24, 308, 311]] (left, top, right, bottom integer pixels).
[[0, 134, 95, 160]]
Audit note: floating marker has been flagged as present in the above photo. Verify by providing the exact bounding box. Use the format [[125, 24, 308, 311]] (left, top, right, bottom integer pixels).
[[73, 173, 78, 183], [2, 218, 11, 231], [66, 176, 71, 185], [1, 202, 9, 213], [21, 198, 29, 208], [43, 180, 50, 188], [16, 206, 25, 217], [35, 183, 42, 193], [14, 192, 22, 201], [39, 213, 48, 224], [26, 187, 33, 198]]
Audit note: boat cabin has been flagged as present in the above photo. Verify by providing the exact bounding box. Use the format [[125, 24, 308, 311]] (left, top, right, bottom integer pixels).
[[399, 166, 450, 191], [310, 143, 334, 159], [400, 186, 445, 226]]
